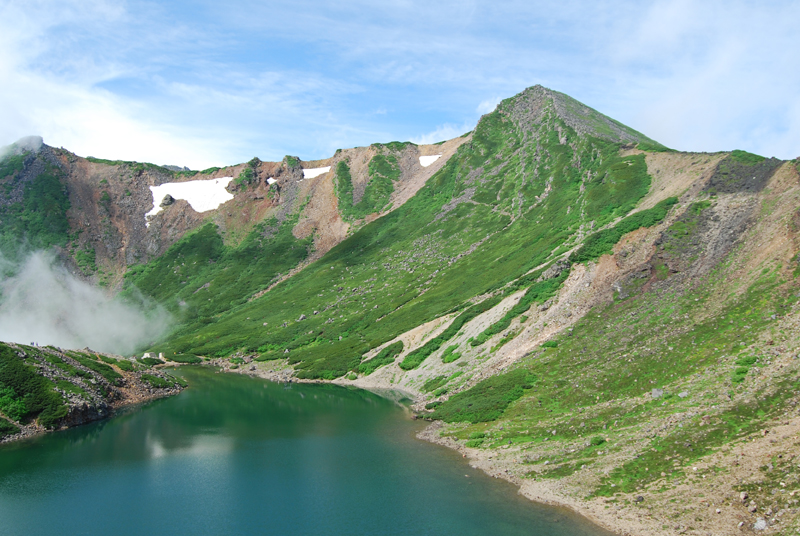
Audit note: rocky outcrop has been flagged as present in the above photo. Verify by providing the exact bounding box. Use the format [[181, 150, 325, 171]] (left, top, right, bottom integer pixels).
[[0, 342, 186, 444], [0, 133, 469, 290]]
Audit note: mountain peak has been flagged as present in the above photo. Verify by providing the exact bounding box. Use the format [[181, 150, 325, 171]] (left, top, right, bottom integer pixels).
[[498, 85, 662, 147], [1, 135, 44, 158]]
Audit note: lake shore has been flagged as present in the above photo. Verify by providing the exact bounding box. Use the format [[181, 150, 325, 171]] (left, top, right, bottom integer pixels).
[[231, 360, 627, 535], [417, 421, 641, 536], [200, 360, 800, 536], [1, 386, 183, 445], [0, 344, 186, 445], [414, 411, 800, 536]]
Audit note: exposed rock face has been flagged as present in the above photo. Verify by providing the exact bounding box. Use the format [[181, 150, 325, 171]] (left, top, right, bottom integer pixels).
[[59, 399, 112, 428], [538, 260, 570, 281], [0, 143, 59, 207], [504, 85, 662, 145], [0, 134, 469, 289]]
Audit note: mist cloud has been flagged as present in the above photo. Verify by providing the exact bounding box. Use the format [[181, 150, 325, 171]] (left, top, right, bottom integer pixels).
[[410, 121, 474, 145], [0, 251, 170, 355], [0, 135, 43, 161]]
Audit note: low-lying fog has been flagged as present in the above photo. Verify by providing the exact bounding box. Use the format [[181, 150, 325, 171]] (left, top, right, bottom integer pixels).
[[0, 251, 170, 355]]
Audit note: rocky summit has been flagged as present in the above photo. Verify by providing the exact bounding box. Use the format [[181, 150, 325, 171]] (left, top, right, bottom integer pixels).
[[1, 85, 800, 536]]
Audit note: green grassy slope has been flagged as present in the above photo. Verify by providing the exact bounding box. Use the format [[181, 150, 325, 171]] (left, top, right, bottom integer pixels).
[[426, 162, 800, 512], [0, 342, 185, 436], [336, 153, 400, 220], [0, 154, 71, 256], [435, 260, 799, 497], [141, 88, 663, 378], [121, 217, 313, 330]]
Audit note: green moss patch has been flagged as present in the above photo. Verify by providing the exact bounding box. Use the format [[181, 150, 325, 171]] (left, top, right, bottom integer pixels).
[[358, 341, 403, 375], [430, 369, 537, 423]]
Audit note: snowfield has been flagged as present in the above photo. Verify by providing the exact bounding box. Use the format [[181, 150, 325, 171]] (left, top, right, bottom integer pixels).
[[302, 166, 331, 179], [146, 177, 234, 224], [419, 155, 442, 167]]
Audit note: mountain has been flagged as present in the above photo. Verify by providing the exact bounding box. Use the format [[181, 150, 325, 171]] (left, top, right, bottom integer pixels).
[[2, 85, 800, 535]]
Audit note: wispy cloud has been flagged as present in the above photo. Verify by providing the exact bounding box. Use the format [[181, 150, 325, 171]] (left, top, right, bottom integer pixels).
[[1, 0, 798, 166], [0, 251, 169, 355], [476, 97, 502, 115], [410, 121, 474, 145]]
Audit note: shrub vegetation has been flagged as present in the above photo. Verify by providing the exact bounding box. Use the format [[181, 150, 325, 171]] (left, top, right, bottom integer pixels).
[[357, 341, 403, 375], [570, 197, 678, 263], [0, 344, 68, 428], [430, 369, 537, 423]]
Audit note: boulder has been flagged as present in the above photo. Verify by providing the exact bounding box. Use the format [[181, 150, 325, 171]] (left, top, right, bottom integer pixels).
[[538, 260, 570, 281]]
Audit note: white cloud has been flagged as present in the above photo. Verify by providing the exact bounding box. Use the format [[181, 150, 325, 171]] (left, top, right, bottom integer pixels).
[[604, 1, 800, 157], [476, 97, 502, 115], [0, 1, 378, 168], [410, 121, 474, 145], [0, 251, 170, 355], [0, 2, 237, 169], [1, 0, 798, 165]]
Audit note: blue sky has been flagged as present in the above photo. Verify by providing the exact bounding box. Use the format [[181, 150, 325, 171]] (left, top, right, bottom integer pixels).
[[1, 0, 798, 169]]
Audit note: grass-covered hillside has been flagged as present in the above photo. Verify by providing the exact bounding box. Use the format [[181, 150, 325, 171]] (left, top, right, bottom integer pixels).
[[419, 151, 800, 534], [124, 86, 800, 534], [3, 85, 799, 534], [0, 342, 186, 440], [139, 86, 668, 379]]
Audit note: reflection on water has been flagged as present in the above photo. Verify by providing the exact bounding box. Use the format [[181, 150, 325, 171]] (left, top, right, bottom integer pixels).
[[0, 367, 611, 536]]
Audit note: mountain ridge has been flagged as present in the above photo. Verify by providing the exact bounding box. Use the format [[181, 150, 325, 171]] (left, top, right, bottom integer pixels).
[[502, 85, 665, 148], [2, 85, 800, 536]]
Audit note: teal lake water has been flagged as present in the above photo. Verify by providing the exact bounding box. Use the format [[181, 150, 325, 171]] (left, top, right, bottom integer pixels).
[[0, 367, 610, 536]]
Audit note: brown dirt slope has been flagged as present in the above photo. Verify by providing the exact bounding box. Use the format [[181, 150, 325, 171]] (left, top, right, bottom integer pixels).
[[46, 136, 469, 288]]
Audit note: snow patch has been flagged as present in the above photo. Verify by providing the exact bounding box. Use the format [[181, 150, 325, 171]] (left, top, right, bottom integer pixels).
[[419, 155, 442, 167], [302, 166, 331, 179], [267, 177, 277, 185], [145, 177, 234, 226]]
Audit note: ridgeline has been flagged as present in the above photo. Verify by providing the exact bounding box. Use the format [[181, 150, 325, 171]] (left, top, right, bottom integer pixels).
[[2, 85, 799, 535]]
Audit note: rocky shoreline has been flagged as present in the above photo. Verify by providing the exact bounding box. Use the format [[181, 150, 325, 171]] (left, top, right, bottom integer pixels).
[[226, 357, 800, 536], [415, 407, 800, 536], [0, 343, 186, 445], [417, 420, 629, 536], [0, 387, 183, 445], [223, 359, 623, 534]]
